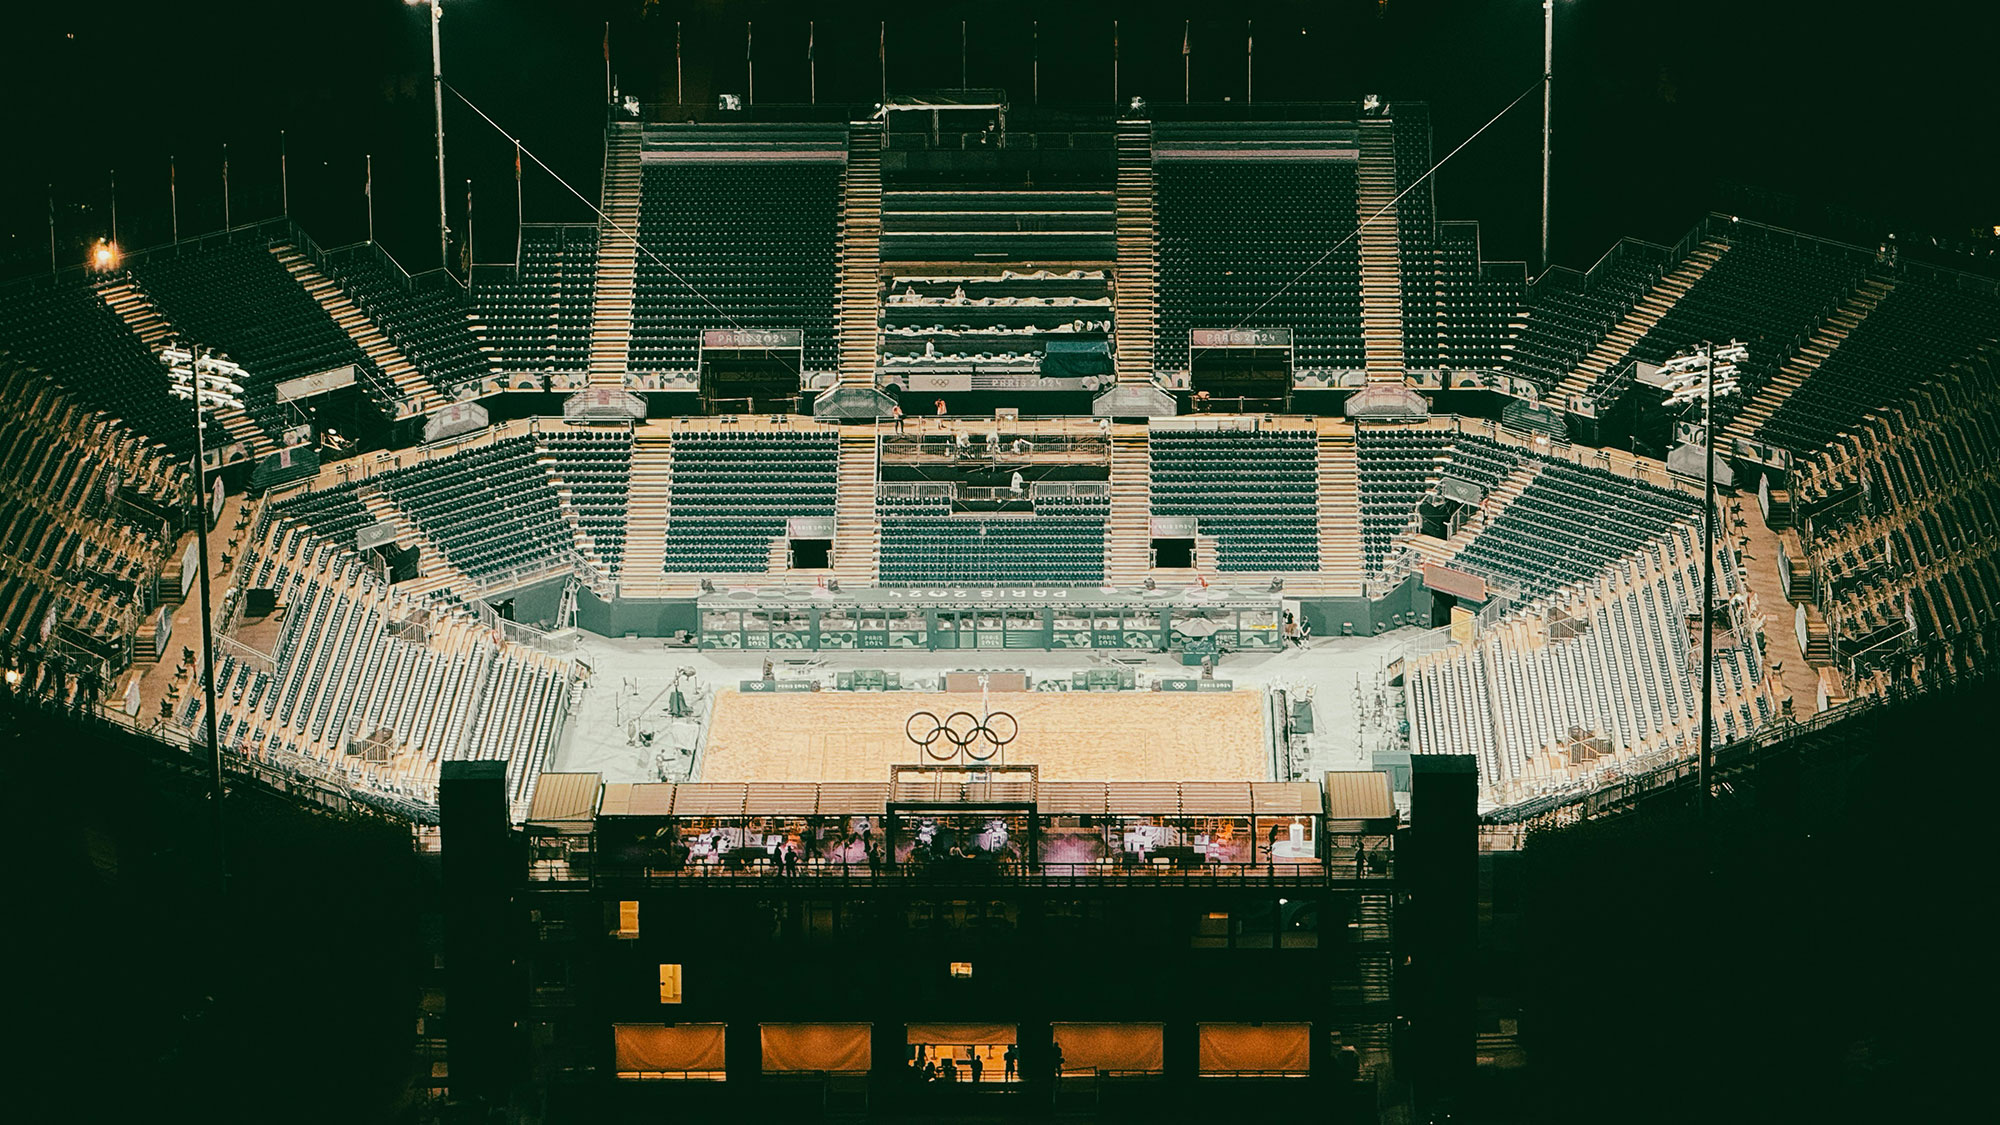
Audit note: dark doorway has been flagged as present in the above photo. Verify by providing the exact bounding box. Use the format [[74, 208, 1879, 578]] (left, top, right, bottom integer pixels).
[[791, 538, 832, 569], [1153, 537, 1195, 568]]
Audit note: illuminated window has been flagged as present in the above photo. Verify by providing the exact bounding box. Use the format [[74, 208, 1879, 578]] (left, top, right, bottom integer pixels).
[[616, 900, 640, 938], [949, 962, 974, 979], [659, 964, 683, 1004]]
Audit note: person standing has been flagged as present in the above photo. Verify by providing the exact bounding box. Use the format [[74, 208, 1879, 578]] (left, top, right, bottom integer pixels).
[[783, 846, 798, 877], [934, 397, 948, 417], [969, 1052, 984, 1083], [1003, 1043, 1018, 1080], [891, 403, 905, 433]]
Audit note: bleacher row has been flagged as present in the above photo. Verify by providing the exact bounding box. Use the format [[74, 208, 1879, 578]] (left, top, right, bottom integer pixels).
[[1608, 232, 1870, 421], [323, 247, 494, 394], [1757, 274, 2000, 453], [1793, 361, 2000, 681], [662, 431, 837, 574], [1505, 247, 1665, 393], [475, 226, 599, 376], [1157, 162, 1364, 374], [877, 494, 1108, 586], [373, 437, 578, 584], [1452, 460, 1703, 601], [0, 368, 187, 663], [1149, 429, 1320, 573], [1408, 519, 1771, 801], [209, 523, 575, 811], [542, 430, 633, 574], [627, 163, 840, 374]]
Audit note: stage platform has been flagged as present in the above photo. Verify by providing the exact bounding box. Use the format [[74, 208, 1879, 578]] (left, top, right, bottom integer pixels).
[[700, 688, 1268, 783]]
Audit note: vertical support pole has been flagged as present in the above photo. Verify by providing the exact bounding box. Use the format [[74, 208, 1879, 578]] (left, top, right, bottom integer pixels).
[[366, 153, 374, 244], [280, 129, 289, 216], [1699, 340, 1716, 822], [429, 0, 449, 272], [170, 155, 179, 244], [222, 142, 231, 229], [189, 367, 226, 902], [1542, 0, 1553, 272], [110, 169, 118, 245]]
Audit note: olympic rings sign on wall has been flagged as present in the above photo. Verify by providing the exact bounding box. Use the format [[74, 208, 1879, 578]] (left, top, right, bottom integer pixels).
[[905, 709, 1018, 762]]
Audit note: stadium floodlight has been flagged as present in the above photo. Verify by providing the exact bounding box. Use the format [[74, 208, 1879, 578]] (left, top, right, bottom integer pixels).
[[408, 0, 449, 271], [90, 238, 120, 272], [160, 342, 248, 903]]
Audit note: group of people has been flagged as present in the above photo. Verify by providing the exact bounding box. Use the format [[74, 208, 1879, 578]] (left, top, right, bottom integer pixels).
[[910, 1043, 1023, 1084], [1283, 611, 1313, 648]]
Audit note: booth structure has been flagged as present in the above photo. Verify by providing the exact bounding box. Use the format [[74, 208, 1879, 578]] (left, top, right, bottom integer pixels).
[[588, 776, 1364, 879]]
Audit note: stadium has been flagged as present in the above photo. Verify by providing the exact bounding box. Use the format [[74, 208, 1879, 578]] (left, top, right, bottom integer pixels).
[[3, 3, 1995, 1122]]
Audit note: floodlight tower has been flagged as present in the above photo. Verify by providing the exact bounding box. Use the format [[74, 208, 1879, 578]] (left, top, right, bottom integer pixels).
[[163, 344, 248, 894], [1662, 339, 1747, 819], [409, 0, 450, 272], [1542, 0, 1555, 272]]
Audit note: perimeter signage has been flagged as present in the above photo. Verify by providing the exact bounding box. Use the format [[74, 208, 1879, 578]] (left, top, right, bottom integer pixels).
[[1189, 328, 1293, 350], [703, 328, 804, 350]]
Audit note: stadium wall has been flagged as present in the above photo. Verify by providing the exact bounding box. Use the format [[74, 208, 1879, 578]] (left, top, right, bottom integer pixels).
[[575, 588, 698, 639]]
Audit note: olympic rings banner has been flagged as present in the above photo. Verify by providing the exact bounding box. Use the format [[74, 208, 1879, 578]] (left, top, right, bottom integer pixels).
[[905, 709, 1018, 763]]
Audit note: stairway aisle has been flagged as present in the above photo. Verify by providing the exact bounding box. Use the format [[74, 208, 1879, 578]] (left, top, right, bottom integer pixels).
[[1727, 276, 1894, 442], [619, 428, 674, 597], [588, 123, 644, 388], [357, 488, 476, 596], [270, 246, 435, 421], [1113, 121, 1158, 385], [831, 432, 880, 585], [1315, 422, 1366, 595], [1104, 425, 1152, 585], [1557, 241, 1729, 403], [837, 121, 885, 389], [1356, 119, 1406, 382]]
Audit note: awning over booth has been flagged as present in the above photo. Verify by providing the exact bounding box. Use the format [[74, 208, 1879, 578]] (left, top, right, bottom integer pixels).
[[906, 1022, 1018, 1045], [1052, 1023, 1165, 1073], [613, 1023, 726, 1076], [1198, 1022, 1312, 1075], [761, 1023, 873, 1073]]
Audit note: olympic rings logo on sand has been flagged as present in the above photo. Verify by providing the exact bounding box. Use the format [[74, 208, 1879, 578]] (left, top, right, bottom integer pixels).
[[905, 709, 1019, 762]]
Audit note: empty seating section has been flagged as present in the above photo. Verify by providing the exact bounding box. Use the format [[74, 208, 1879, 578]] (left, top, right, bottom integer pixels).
[[374, 437, 575, 583], [1756, 275, 2000, 452], [1792, 367, 2000, 683], [540, 430, 632, 573], [266, 485, 374, 548], [209, 524, 577, 812], [0, 369, 186, 664], [1157, 162, 1363, 374], [663, 431, 836, 573], [626, 163, 839, 374], [1392, 104, 1437, 318], [323, 248, 493, 394], [1610, 234, 1867, 418], [1452, 461, 1701, 600], [0, 280, 230, 455], [878, 494, 1109, 585], [130, 243, 379, 435], [1420, 224, 1523, 371], [476, 226, 599, 375], [1407, 523, 1768, 801], [1507, 248, 1665, 392], [1355, 430, 1452, 573], [1150, 430, 1319, 572]]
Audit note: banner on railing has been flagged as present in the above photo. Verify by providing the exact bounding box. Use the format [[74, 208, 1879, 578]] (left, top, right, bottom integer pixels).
[[1422, 564, 1487, 603]]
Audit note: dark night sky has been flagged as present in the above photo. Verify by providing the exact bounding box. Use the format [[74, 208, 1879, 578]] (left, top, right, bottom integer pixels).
[[1, 1, 1993, 282]]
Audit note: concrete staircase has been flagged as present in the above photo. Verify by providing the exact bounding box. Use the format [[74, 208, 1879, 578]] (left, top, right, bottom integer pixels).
[[95, 276, 271, 454], [1406, 461, 1542, 569], [1557, 241, 1729, 402], [1316, 424, 1365, 594], [1113, 121, 1158, 385], [588, 122, 644, 388], [357, 488, 474, 596], [832, 432, 879, 585], [618, 430, 673, 597], [837, 122, 885, 388], [1726, 276, 1894, 443], [1356, 119, 1406, 382], [1104, 425, 1153, 584], [270, 246, 435, 420]]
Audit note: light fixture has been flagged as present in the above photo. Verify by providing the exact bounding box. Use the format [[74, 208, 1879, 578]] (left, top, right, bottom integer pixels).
[[89, 238, 120, 272]]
